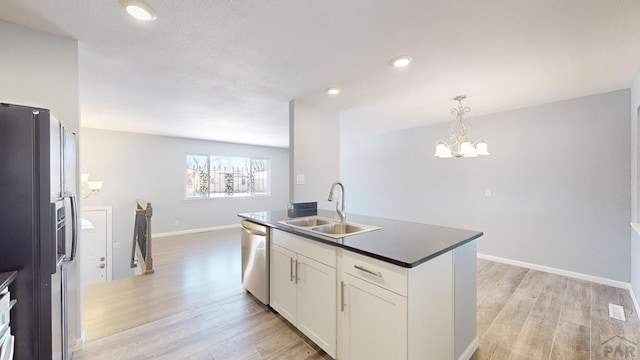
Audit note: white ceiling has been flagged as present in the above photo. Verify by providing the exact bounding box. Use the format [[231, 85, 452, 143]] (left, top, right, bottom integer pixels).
[[1, 0, 639, 148]]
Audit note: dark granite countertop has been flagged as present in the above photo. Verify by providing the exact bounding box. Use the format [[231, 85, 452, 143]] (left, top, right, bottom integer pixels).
[[239, 210, 482, 268], [0, 271, 17, 293]]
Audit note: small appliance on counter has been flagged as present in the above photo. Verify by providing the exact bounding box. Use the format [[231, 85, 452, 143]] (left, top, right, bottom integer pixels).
[[287, 202, 317, 218]]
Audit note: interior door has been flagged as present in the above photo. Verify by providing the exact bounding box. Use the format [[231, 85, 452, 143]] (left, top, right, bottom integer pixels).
[[81, 209, 108, 286]]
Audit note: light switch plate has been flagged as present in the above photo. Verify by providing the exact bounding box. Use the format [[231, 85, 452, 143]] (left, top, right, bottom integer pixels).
[[113, 242, 121, 249], [484, 188, 492, 197], [296, 174, 305, 185]]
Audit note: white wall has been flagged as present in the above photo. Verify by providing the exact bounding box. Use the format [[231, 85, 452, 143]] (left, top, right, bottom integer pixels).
[[0, 20, 79, 132], [630, 71, 640, 301], [82, 128, 289, 279], [289, 100, 340, 209], [341, 90, 630, 282]]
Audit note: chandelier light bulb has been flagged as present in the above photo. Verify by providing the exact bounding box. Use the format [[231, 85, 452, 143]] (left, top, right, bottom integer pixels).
[[87, 181, 104, 191], [460, 142, 476, 156], [434, 143, 453, 158], [475, 141, 489, 155]]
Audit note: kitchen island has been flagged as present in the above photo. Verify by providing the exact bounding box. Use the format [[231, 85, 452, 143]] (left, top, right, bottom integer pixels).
[[239, 210, 483, 360]]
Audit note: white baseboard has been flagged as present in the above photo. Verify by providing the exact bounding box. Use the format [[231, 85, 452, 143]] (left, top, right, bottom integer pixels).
[[153, 224, 240, 238], [458, 337, 479, 360], [477, 253, 630, 290], [74, 331, 85, 351], [630, 287, 640, 322]]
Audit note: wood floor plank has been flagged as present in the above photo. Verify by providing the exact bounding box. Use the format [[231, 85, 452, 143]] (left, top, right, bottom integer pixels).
[[549, 321, 591, 360], [477, 261, 518, 302], [590, 283, 625, 358], [524, 274, 568, 329], [616, 287, 640, 335], [548, 278, 592, 360], [560, 278, 592, 328], [508, 273, 567, 360], [477, 265, 529, 337], [254, 325, 308, 358], [476, 270, 548, 359], [477, 257, 492, 272]]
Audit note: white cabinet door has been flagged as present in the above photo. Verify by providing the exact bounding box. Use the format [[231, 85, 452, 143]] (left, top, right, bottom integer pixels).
[[269, 244, 297, 325], [341, 273, 407, 360], [297, 254, 337, 358], [270, 233, 338, 358]]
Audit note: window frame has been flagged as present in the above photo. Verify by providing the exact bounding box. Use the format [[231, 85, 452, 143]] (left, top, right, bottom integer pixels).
[[185, 153, 271, 200]]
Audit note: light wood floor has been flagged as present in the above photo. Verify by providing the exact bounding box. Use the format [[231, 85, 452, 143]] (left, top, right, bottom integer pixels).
[[76, 230, 640, 359], [473, 259, 640, 360]]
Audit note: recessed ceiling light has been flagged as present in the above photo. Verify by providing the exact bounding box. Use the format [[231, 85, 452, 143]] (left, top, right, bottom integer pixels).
[[390, 55, 412, 68], [326, 87, 341, 95], [120, 0, 157, 21]]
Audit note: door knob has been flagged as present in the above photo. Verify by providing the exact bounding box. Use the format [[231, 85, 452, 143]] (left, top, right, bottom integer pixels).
[[99, 263, 106, 268], [100, 257, 105, 261]]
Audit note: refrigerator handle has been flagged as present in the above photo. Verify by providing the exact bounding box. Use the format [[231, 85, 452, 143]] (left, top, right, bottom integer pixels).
[[64, 191, 79, 262]]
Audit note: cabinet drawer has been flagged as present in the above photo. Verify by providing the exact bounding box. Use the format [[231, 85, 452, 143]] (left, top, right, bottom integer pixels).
[[343, 251, 407, 296], [272, 229, 336, 268]]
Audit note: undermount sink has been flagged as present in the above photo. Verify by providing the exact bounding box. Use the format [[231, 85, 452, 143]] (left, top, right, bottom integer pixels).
[[311, 222, 382, 238], [279, 217, 381, 238], [280, 217, 335, 227], [311, 223, 366, 235]]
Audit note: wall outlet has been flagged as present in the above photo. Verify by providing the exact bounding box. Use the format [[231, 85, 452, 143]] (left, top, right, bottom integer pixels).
[[113, 242, 121, 249], [174, 220, 180, 227], [484, 188, 492, 197]]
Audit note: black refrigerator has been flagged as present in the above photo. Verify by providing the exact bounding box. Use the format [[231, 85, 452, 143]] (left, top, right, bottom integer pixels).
[[0, 103, 79, 360]]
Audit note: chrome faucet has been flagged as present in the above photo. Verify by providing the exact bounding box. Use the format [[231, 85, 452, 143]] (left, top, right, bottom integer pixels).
[[327, 181, 346, 222]]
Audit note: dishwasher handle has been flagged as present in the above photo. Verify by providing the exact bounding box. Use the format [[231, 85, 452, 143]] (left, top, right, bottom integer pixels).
[[241, 221, 267, 237]]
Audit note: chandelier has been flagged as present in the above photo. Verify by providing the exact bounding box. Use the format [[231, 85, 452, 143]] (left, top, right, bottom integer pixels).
[[434, 95, 489, 158]]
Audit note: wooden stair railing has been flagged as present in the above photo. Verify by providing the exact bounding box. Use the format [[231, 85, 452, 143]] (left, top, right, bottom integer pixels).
[[131, 199, 154, 275]]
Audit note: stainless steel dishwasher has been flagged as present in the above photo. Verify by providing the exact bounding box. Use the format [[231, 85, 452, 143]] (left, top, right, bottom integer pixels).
[[241, 220, 269, 305]]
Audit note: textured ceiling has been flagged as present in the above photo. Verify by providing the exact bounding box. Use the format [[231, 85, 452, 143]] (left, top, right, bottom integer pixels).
[[1, 0, 639, 148]]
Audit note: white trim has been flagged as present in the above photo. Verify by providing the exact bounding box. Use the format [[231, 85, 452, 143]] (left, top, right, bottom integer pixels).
[[81, 206, 113, 282], [630, 287, 640, 322], [153, 224, 240, 238], [631, 222, 640, 236], [477, 253, 630, 290], [74, 330, 85, 350], [458, 336, 479, 360]]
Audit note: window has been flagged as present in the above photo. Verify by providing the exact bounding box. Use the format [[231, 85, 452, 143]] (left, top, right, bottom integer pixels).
[[185, 154, 270, 199]]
